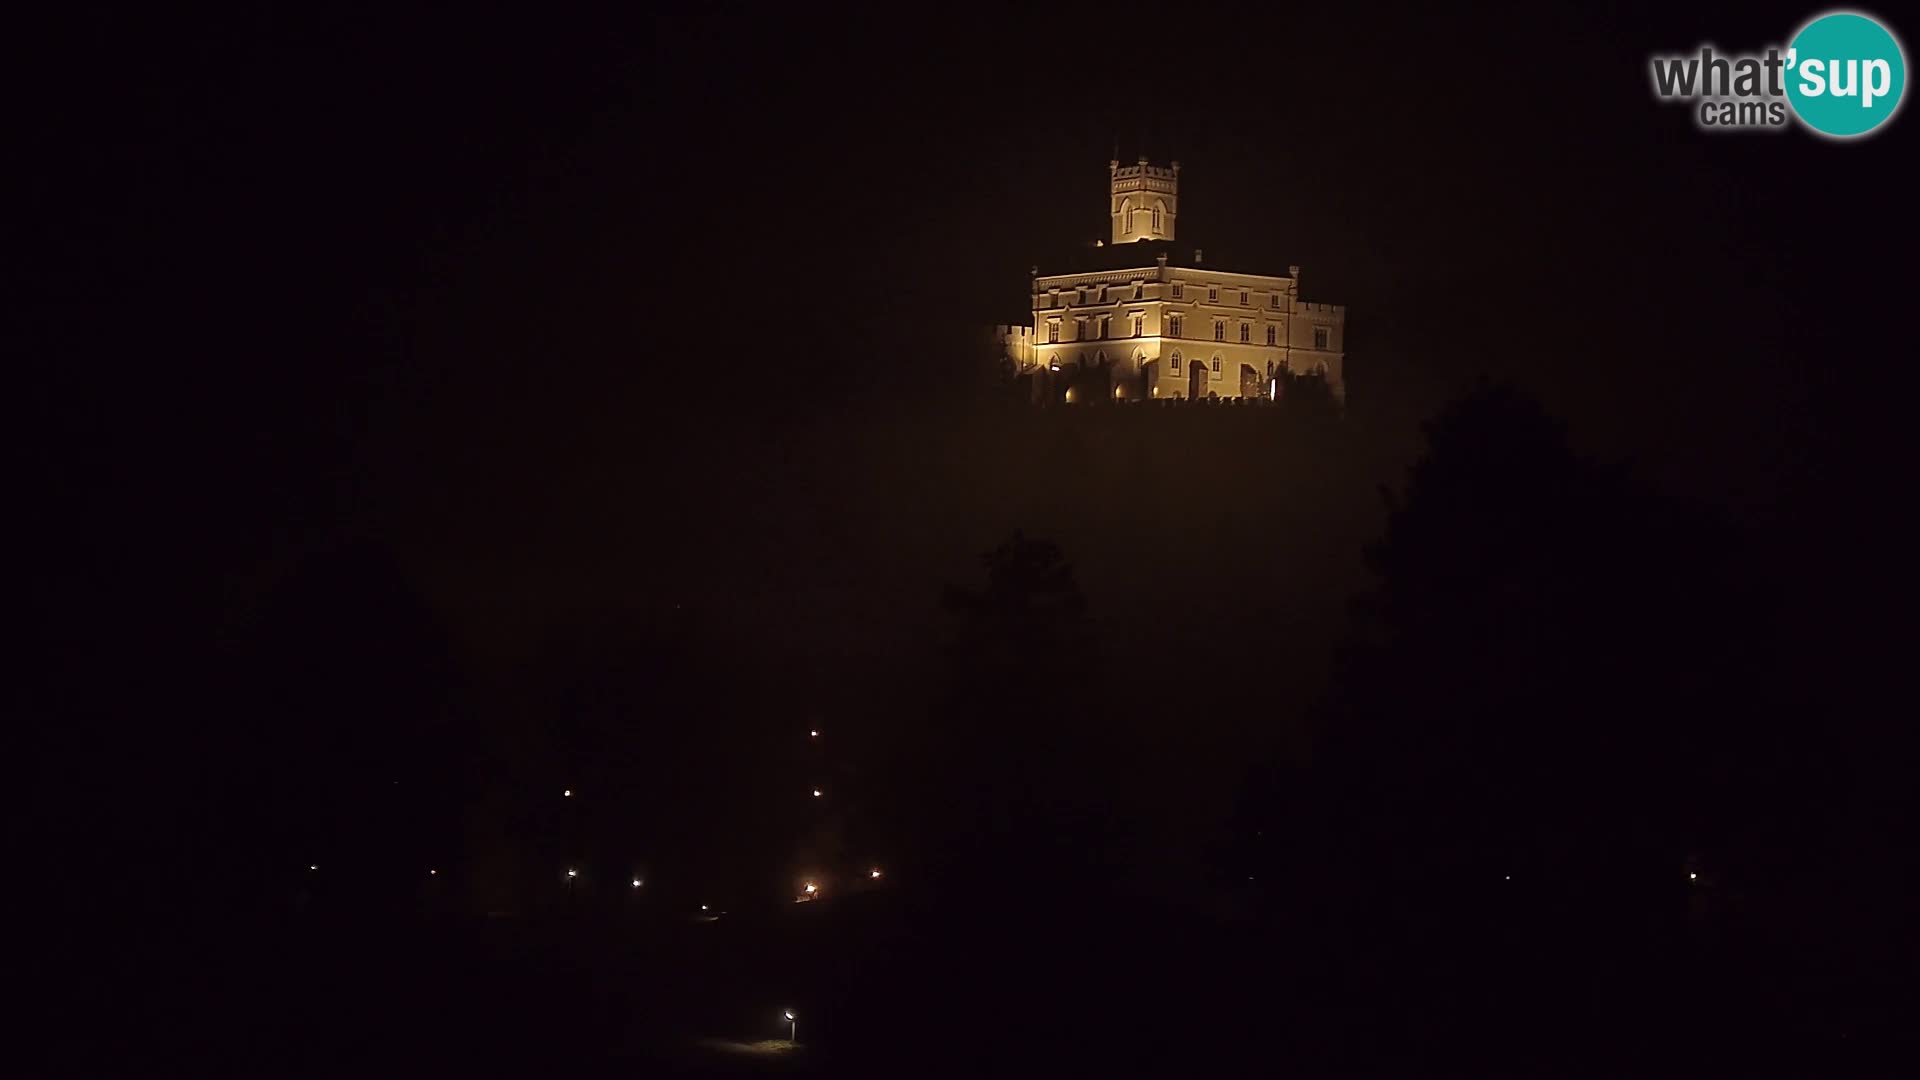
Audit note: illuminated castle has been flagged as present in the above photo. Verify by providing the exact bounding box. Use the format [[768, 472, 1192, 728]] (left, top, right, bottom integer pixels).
[[997, 158, 1347, 405]]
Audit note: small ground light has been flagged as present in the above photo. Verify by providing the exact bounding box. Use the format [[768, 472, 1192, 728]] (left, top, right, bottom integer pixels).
[[429, 869, 437, 875], [1690, 872, 1698, 880], [809, 729, 819, 738], [632, 878, 642, 888], [804, 883, 817, 894], [308, 865, 317, 871], [785, 1010, 796, 1042], [870, 868, 882, 879], [811, 789, 822, 798], [700, 904, 708, 910], [563, 788, 571, 797], [567, 869, 577, 878]]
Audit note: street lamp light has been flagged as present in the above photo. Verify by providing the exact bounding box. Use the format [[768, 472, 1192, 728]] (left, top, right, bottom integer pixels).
[[563, 788, 572, 797], [869, 868, 882, 879], [811, 789, 822, 798], [785, 1010, 796, 1043], [632, 878, 642, 888]]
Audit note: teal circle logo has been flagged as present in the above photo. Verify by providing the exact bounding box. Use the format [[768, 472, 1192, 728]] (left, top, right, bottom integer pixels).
[[1786, 12, 1906, 137]]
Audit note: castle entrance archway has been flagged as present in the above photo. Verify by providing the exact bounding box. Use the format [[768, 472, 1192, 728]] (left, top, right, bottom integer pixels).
[[1240, 364, 1261, 399]]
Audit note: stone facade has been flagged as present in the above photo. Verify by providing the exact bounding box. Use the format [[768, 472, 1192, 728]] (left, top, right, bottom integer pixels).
[[1006, 161, 1347, 406]]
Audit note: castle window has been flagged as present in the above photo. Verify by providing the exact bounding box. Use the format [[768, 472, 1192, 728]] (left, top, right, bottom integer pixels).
[[1270, 294, 1281, 309], [1265, 325, 1277, 346], [1133, 283, 1143, 300], [1240, 290, 1249, 305], [1152, 203, 1163, 231], [1168, 315, 1182, 337], [1214, 322, 1225, 341], [1171, 353, 1182, 373], [1075, 317, 1086, 339], [1098, 316, 1110, 339], [1131, 314, 1143, 337], [1121, 199, 1133, 232], [1048, 320, 1060, 343], [1211, 358, 1222, 374], [1207, 286, 1218, 303], [1239, 324, 1251, 343], [1313, 326, 1330, 349], [1172, 283, 1183, 299], [1097, 286, 1107, 302]]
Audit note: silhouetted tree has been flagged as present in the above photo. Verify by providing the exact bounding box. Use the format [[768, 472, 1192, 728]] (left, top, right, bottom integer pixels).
[[1257, 382, 1783, 1058], [884, 532, 1124, 905]]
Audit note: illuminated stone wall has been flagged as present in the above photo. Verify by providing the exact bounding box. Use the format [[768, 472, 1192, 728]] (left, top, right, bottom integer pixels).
[[1030, 263, 1345, 403]]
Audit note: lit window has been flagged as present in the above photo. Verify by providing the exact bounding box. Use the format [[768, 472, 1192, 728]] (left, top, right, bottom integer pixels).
[[1214, 322, 1225, 341], [1240, 290, 1249, 305], [1172, 283, 1183, 299], [1265, 325, 1277, 346], [1314, 326, 1330, 349], [1207, 286, 1218, 303], [1239, 324, 1250, 343], [1168, 315, 1182, 337]]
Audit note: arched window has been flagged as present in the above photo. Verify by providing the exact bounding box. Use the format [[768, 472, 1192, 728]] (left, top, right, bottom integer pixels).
[[1170, 350, 1183, 373], [1120, 199, 1133, 233], [1152, 201, 1163, 232]]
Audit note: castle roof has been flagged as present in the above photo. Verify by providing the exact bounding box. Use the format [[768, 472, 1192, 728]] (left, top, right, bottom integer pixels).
[[1034, 238, 1292, 282]]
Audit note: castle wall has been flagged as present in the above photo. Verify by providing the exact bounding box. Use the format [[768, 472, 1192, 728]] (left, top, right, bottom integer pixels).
[[1031, 264, 1346, 401]]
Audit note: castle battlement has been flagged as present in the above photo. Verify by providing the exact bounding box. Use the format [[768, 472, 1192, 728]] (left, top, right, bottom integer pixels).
[[1110, 157, 1181, 182]]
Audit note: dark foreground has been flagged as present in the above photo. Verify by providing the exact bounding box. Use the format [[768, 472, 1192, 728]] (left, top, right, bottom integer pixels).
[[25, 877, 1908, 1077]]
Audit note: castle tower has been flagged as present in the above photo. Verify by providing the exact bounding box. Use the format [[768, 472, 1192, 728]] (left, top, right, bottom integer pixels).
[[1109, 156, 1179, 245]]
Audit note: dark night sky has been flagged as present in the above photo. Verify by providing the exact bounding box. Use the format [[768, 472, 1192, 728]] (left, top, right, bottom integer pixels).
[[18, 4, 1916, 814]]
